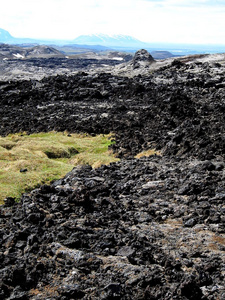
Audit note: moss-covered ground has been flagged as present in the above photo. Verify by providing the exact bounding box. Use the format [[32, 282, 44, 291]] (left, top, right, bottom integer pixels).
[[0, 132, 119, 204]]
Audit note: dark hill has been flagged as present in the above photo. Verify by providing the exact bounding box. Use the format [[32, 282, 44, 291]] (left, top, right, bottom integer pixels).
[[151, 50, 177, 59], [0, 44, 64, 59]]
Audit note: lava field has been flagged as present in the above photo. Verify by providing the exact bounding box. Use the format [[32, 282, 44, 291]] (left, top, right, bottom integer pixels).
[[0, 52, 225, 299]]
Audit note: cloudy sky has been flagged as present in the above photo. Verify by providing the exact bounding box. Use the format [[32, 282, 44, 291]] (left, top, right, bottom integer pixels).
[[1, 0, 225, 45]]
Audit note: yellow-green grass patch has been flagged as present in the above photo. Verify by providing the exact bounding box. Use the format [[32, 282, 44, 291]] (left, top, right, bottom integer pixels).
[[0, 132, 119, 204]]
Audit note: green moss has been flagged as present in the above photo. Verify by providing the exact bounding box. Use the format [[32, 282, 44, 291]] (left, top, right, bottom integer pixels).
[[0, 132, 119, 204]]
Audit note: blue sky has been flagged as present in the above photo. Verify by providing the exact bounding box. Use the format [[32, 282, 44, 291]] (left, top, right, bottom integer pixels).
[[1, 0, 225, 45]]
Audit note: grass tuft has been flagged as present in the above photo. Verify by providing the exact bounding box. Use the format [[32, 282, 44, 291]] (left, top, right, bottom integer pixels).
[[135, 149, 161, 159]]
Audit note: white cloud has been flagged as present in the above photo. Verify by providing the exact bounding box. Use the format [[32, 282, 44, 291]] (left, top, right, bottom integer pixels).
[[0, 0, 225, 44]]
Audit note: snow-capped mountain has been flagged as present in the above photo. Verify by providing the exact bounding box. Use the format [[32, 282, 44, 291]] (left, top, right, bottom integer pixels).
[[73, 34, 148, 48]]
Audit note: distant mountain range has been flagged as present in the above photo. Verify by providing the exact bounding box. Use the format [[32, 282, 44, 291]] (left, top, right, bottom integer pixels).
[[0, 29, 147, 50], [1, 28, 225, 56]]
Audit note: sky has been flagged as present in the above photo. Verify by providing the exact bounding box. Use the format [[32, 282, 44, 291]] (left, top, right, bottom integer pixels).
[[1, 0, 225, 45]]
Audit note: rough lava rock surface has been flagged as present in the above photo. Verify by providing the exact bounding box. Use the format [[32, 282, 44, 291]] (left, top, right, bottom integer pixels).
[[132, 49, 155, 69], [0, 51, 225, 299]]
